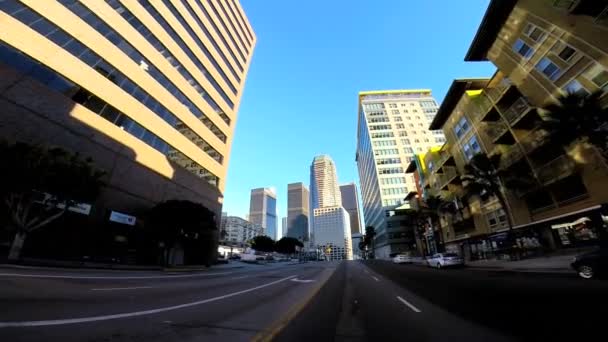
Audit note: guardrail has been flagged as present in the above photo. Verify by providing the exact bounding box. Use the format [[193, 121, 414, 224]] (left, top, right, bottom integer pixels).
[[502, 97, 532, 124], [536, 154, 576, 184]]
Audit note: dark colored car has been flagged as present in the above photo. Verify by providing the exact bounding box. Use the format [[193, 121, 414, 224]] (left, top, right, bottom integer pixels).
[[571, 248, 608, 279]]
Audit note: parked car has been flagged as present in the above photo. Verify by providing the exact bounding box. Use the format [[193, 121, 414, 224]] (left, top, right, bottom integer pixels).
[[427, 253, 464, 269], [392, 254, 412, 264], [571, 248, 608, 279]]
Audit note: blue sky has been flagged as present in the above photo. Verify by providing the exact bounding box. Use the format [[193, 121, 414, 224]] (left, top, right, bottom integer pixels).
[[222, 0, 496, 225]]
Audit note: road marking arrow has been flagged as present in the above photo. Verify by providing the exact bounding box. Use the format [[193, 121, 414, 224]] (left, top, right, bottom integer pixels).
[[290, 277, 315, 283]]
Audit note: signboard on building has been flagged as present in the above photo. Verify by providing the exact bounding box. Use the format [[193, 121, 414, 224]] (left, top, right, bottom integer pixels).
[[109, 211, 136, 226]]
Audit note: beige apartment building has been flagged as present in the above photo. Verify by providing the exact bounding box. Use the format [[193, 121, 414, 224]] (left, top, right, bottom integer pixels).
[[412, 0, 608, 260], [0, 0, 255, 228]]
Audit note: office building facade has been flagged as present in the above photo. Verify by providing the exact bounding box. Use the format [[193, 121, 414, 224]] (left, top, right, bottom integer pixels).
[[220, 215, 263, 246], [281, 217, 287, 239], [340, 182, 362, 234], [0, 1, 255, 228], [310, 155, 352, 260], [249, 187, 277, 240], [356, 90, 444, 258], [287, 182, 310, 241]]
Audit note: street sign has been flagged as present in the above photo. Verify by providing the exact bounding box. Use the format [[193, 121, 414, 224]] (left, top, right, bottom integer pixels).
[[109, 211, 136, 226]]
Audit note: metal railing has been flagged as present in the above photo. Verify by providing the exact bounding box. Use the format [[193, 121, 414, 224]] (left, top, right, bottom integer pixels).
[[485, 79, 511, 102], [536, 154, 576, 184], [498, 145, 525, 169], [468, 95, 493, 122], [438, 167, 459, 189], [502, 97, 532, 124], [519, 128, 550, 153], [484, 122, 509, 142]]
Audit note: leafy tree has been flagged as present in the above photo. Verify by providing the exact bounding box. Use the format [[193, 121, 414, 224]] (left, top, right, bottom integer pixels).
[[0, 142, 105, 261], [540, 91, 608, 161], [363, 226, 376, 257], [250, 235, 275, 252], [274, 237, 303, 254], [147, 200, 217, 266]]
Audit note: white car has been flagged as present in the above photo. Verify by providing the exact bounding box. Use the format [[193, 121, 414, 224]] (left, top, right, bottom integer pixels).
[[392, 254, 413, 264], [427, 253, 464, 269]]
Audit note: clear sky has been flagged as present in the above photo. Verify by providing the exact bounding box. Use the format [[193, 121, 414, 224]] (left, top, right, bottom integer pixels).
[[222, 0, 496, 226]]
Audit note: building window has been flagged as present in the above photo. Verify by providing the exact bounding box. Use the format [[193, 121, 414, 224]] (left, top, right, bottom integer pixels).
[[557, 45, 576, 62], [414, 139, 420, 143], [396, 124, 405, 129], [523, 23, 546, 43], [410, 103, 415, 106], [392, 109, 400, 114], [404, 110, 409, 113], [401, 103, 407, 107], [435, 137, 446, 143], [513, 39, 533, 58], [462, 135, 482, 160], [364, 103, 385, 110], [376, 158, 402, 165], [413, 109, 418, 113], [536, 57, 562, 81], [409, 123, 414, 128], [453, 117, 470, 139], [403, 147, 414, 154], [398, 131, 408, 137], [378, 167, 404, 175], [400, 138, 411, 145], [389, 103, 397, 108], [369, 124, 392, 130], [582, 63, 608, 91], [394, 116, 403, 122], [424, 138, 430, 142], [563, 79, 589, 96], [411, 130, 417, 135]]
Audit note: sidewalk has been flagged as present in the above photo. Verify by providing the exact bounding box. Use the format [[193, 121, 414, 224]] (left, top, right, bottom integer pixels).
[[466, 254, 576, 274]]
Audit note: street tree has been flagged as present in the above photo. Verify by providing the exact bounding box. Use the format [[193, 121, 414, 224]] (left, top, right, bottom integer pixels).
[[540, 91, 608, 162], [364, 226, 376, 257], [420, 195, 458, 252], [147, 200, 217, 266], [274, 237, 303, 255], [250, 235, 275, 252], [0, 142, 105, 261]]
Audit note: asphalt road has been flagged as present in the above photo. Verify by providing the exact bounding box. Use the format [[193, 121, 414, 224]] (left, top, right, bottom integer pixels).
[[0, 262, 338, 342], [2, 261, 606, 342], [277, 260, 608, 342]]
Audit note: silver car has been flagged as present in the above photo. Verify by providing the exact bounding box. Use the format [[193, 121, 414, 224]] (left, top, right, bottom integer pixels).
[[427, 253, 464, 269], [392, 254, 413, 264]]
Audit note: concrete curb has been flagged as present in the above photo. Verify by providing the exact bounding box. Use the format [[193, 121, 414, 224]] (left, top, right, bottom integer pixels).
[[251, 263, 340, 342]]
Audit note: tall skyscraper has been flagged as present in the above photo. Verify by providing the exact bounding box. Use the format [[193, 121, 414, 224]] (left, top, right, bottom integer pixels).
[[310, 155, 353, 260], [249, 188, 277, 240], [340, 183, 362, 234], [356, 90, 444, 258], [310, 155, 342, 209], [281, 217, 287, 239], [287, 182, 310, 241], [0, 1, 255, 223]]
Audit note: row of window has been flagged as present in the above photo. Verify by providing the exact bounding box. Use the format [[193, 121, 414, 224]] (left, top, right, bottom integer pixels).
[[4, 3, 224, 164], [208, 0, 251, 58], [0, 43, 220, 187], [454, 117, 471, 139], [382, 188, 407, 196], [382, 198, 404, 207], [203, 0, 248, 63], [380, 177, 407, 185], [369, 124, 392, 131], [378, 167, 404, 175], [106, 1, 232, 126], [376, 158, 401, 165], [364, 103, 385, 110], [63, 0, 230, 138], [374, 148, 400, 156], [462, 135, 482, 160], [419, 100, 437, 108], [373, 140, 397, 147], [391, 109, 419, 114], [371, 132, 394, 139], [367, 111, 386, 116], [368, 117, 390, 123], [138, 1, 237, 101]]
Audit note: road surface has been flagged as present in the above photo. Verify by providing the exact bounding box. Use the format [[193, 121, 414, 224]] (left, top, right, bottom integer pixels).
[[1, 260, 606, 341]]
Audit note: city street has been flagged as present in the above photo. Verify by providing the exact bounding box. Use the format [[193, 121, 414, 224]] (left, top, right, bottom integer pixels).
[[0, 262, 337, 342], [278, 261, 608, 342], [1, 260, 607, 341]]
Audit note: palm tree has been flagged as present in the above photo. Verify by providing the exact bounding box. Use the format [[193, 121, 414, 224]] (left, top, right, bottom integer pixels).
[[422, 195, 458, 252], [461, 154, 517, 248], [540, 91, 608, 161]]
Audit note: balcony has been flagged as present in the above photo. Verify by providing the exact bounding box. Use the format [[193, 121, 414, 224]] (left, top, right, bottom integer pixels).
[[535, 155, 577, 185], [498, 145, 525, 169], [484, 121, 510, 143], [502, 97, 534, 125], [519, 128, 551, 154], [485, 79, 511, 103], [468, 95, 493, 122], [438, 167, 460, 190]]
